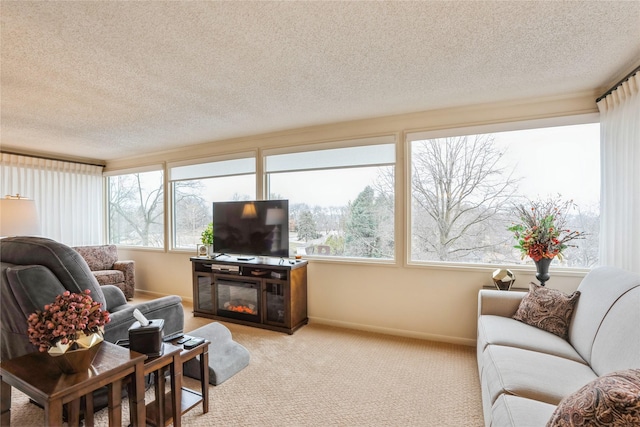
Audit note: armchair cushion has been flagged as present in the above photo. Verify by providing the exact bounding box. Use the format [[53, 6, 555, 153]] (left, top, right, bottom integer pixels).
[[93, 270, 125, 286], [74, 245, 117, 270]]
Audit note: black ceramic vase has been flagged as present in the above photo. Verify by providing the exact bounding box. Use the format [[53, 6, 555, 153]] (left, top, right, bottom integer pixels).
[[534, 257, 552, 286]]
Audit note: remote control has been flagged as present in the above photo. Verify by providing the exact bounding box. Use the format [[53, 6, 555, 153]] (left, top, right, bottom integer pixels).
[[177, 336, 192, 344], [183, 337, 205, 349]]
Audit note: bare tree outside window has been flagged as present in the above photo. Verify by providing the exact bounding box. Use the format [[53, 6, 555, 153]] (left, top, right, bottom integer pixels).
[[410, 135, 520, 262], [108, 171, 164, 247]]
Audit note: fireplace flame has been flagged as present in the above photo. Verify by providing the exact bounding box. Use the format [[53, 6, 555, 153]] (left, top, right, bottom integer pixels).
[[224, 301, 257, 315]]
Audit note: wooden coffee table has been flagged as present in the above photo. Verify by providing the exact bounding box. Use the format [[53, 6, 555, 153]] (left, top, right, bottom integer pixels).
[[0, 341, 146, 427]]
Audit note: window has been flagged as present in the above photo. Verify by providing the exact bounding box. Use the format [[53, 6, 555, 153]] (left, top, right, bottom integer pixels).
[[107, 167, 164, 248], [264, 137, 396, 259], [168, 155, 256, 250], [408, 122, 600, 268]]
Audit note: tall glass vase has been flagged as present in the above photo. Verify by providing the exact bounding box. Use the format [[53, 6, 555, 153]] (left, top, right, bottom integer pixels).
[[534, 257, 552, 286]]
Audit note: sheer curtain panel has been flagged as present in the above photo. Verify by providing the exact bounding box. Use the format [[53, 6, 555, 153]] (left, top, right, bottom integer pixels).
[[0, 153, 104, 246], [597, 71, 640, 273]]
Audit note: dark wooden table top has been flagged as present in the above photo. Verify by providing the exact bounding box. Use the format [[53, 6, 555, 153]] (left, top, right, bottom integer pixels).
[[0, 341, 146, 403]]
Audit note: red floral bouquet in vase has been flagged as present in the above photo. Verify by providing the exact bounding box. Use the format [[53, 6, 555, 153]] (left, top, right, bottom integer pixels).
[[27, 289, 111, 355], [508, 197, 585, 285]]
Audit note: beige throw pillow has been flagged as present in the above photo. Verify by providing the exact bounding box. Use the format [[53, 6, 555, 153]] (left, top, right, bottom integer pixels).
[[512, 282, 580, 340]]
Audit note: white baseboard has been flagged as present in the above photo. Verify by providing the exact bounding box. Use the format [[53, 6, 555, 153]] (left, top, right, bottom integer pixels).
[[133, 290, 475, 346], [135, 289, 194, 304], [309, 316, 476, 347]]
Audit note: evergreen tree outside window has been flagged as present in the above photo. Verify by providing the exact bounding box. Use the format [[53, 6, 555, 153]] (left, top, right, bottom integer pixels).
[[264, 137, 396, 260]]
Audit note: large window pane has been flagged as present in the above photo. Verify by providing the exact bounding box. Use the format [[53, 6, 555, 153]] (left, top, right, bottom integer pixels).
[[173, 174, 256, 249], [108, 169, 164, 247], [409, 122, 600, 268], [266, 142, 395, 260], [169, 154, 256, 250]]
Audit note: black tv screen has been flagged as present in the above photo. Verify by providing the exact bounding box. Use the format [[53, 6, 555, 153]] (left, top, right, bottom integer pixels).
[[213, 200, 289, 258]]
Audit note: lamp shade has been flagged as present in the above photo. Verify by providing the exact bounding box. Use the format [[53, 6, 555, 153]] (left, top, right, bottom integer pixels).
[[241, 202, 257, 219], [265, 208, 285, 225], [0, 197, 41, 237]]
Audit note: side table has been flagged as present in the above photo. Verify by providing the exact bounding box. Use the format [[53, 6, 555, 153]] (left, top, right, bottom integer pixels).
[[141, 338, 210, 426], [0, 341, 146, 427], [137, 343, 183, 427], [175, 337, 210, 417]]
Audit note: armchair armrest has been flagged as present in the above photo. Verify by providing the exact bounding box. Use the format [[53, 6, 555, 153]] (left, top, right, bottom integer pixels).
[[103, 295, 184, 344], [478, 289, 527, 318], [112, 260, 135, 300], [101, 284, 128, 312]]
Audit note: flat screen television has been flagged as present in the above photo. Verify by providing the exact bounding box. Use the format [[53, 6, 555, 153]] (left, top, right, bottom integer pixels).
[[212, 200, 289, 258]]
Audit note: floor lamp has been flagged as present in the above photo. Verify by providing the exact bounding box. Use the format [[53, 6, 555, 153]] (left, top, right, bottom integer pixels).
[[0, 194, 41, 237]]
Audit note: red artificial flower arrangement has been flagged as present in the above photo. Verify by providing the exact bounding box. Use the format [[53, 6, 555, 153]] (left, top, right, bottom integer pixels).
[[508, 197, 585, 262], [27, 289, 110, 352]]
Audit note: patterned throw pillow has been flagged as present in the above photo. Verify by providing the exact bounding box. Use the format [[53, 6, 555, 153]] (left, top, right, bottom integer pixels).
[[512, 282, 580, 339], [547, 369, 640, 426]]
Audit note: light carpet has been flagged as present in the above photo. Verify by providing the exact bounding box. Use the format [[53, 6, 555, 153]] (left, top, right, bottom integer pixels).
[[8, 320, 484, 426]]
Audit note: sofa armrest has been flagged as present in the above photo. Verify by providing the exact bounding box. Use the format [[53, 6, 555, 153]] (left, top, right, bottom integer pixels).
[[478, 289, 527, 318]]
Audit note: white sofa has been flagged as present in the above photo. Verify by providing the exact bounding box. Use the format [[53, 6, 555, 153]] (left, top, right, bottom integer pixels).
[[477, 266, 640, 426]]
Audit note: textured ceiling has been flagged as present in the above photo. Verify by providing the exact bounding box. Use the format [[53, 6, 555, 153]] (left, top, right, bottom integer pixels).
[[1, 1, 639, 162]]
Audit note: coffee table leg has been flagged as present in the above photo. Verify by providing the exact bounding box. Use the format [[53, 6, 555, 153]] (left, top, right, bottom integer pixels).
[[44, 398, 64, 427], [201, 347, 209, 414], [129, 361, 145, 427], [85, 392, 95, 427], [107, 379, 123, 427], [171, 354, 182, 427], [156, 369, 165, 426], [1, 378, 11, 426], [67, 399, 81, 426]]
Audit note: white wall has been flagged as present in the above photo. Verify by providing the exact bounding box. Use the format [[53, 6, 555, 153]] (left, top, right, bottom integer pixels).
[[119, 248, 584, 346], [113, 92, 597, 346]]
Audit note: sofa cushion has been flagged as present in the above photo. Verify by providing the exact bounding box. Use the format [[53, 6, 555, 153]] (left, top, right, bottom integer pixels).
[[73, 245, 118, 271], [492, 394, 556, 427], [513, 283, 580, 340], [482, 345, 597, 406], [478, 315, 586, 364], [92, 270, 125, 286], [546, 369, 640, 427]]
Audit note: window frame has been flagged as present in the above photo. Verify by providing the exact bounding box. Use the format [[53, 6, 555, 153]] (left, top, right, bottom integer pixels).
[[104, 164, 166, 250], [263, 135, 398, 262], [405, 113, 600, 271], [167, 152, 257, 251]]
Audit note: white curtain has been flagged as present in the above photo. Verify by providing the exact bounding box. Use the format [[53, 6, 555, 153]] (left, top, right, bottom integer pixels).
[[0, 153, 104, 246], [597, 71, 640, 274]]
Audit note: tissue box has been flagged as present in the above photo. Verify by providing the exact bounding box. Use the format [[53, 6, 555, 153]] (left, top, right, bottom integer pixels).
[[128, 319, 164, 357]]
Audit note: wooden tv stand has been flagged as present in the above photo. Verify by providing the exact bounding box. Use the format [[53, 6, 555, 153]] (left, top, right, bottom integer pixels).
[[190, 256, 308, 334]]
